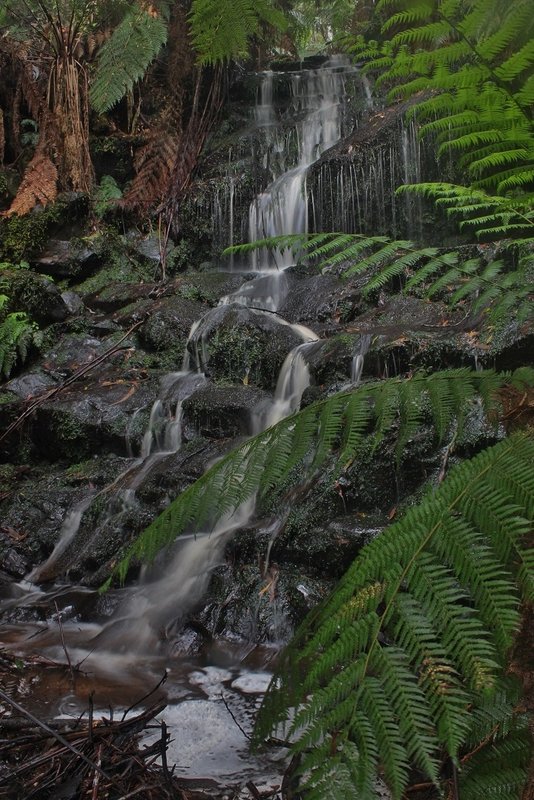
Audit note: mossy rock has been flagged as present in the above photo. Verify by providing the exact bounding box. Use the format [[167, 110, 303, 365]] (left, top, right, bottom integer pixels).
[[185, 304, 303, 390]]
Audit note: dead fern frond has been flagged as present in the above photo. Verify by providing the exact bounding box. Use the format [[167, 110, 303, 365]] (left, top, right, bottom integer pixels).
[[122, 127, 180, 214], [5, 148, 57, 216], [121, 3, 194, 214]]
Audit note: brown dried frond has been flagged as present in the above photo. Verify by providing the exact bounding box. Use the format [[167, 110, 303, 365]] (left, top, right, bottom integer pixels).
[[497, 385, 534, 431], [5, 148, 57, 216], [121, 127, 180, 214]]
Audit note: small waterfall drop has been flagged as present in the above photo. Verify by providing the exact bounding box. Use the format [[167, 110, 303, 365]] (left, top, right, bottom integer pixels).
[[28, 495, 96, 584], [249, 58, 351, 273], [351, 334, 372, 385]]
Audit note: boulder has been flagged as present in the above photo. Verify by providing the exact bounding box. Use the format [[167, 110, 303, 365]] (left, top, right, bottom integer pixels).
[[184, 303, 305, 390], [183, 384, 270, 439], [31, 238, 103, 280]]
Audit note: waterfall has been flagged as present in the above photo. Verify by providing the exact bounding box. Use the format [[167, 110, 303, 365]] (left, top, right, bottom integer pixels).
[[249, 58, 352, 273], [21, 58, 367, 656]]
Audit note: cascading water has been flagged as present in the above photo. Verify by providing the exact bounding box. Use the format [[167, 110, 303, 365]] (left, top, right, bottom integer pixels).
[[249, 56, 353, 274], [0, 58, 371, 787]]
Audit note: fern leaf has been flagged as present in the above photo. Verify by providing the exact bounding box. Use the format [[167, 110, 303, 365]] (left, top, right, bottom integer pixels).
[[255, 433, 534, 799], [90, 8, 168, 114], [189, 0, 286, 65]]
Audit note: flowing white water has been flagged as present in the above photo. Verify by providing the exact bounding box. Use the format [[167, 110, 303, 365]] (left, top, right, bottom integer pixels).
[[250, 59, 349, 271], [27, 495, 96, 584], [351, 334, 372, 385], [1, 59, 370, 787]]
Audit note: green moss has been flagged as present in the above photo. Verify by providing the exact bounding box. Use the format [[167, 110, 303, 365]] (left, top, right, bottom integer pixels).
[[0, 196, 88, 261], [73, 229, 152, 294]]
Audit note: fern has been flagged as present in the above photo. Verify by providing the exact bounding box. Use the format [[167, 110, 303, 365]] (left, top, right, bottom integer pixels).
[[0, 295, 40, 380], [93, 175, 123, 219], [396, 183, 534, 237], [112, 367, 534, 581], [254, 431, 534, 799], [226, 232, 533, 330], [90, 5, 168, 114], [188, 0, 287, 65]]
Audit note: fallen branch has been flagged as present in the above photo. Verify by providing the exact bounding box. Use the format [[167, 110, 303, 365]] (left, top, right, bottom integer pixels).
[[0, 318, 145, 445]]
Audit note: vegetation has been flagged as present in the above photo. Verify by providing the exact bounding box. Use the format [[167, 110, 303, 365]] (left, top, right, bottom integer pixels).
[[0, 294, 41, 380], [106, 0, 533, 797], [0, 0, 532, 797], [257, 432, 533, 799]]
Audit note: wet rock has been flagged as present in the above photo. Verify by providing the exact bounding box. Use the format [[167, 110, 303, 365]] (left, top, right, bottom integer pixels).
[[84, 282, 158, 313], [185, 304, 304, 389], [61, 291, 84, 315], [0, 477, 88, 565], [31, 373, 159, 460], [302, 333, 383, 386], [136, 438, 230, 509], [3, 270, 69, 325], [0, 455, 138, 579], [0, 548, 29, 579], [183, 384, 270, 439], [172, 272, 250, 306], [139, 296, 206, 354], [31, 238, 103, 280], [279, 270, 360, 328], [6, 370, 57, 399], [88, 319, 121, 337]]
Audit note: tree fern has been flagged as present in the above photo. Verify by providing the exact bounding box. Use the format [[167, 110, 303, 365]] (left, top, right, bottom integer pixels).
[[253, 431, 534, 799], [188, 0, 287, 65], [111, 367, 533, 581], [89, 4, 169, 114]]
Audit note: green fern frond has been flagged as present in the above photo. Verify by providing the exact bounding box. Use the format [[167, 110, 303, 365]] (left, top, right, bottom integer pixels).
[[255, 432, 534, 799], [229, 230, 533, 329], [114, 368, 534, 582], [90, 7, 168, 114], [189, 0, 286, 65], [0, 308, 39, 380]]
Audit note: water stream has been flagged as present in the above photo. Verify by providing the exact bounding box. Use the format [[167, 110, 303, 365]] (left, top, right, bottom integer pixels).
[[0, 57, 359, 788]]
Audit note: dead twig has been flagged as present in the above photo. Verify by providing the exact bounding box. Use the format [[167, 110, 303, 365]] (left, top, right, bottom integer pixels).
[[0, 319, 145, 444], [121, 673, 167, 722], [220, 691, 251, 741], [0, 688, 112, 784], [54, 600, 75, 686]]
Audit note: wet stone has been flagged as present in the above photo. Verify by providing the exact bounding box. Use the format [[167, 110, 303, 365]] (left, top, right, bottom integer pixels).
[[185, 304, 304, 390], [183, 384, 270, 439]]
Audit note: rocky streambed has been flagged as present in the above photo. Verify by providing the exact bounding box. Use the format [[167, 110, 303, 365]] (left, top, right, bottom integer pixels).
[[0, 57, 532, 796]]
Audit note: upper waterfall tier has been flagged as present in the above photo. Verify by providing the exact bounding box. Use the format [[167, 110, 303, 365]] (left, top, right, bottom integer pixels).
[[249, 56, 358, 270]]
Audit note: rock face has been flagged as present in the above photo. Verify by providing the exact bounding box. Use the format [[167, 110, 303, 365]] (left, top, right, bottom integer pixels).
[[0, 258, 520, 612]]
